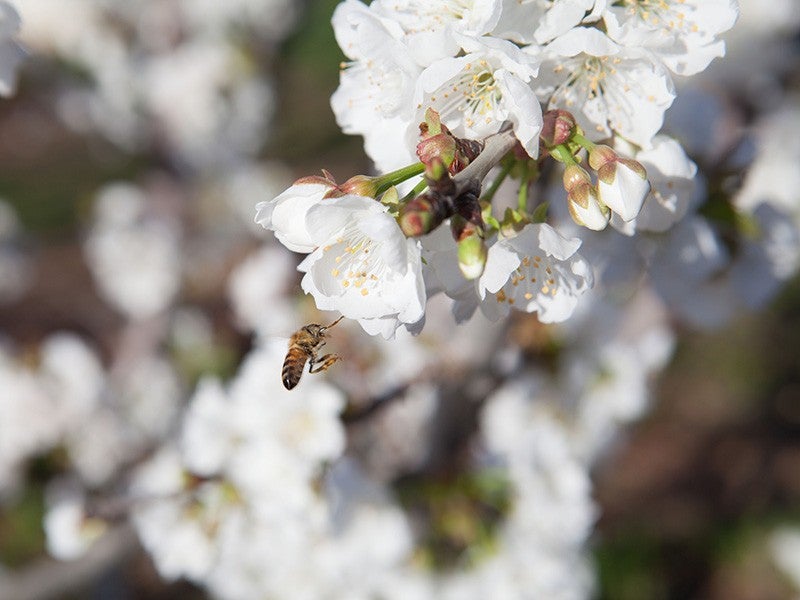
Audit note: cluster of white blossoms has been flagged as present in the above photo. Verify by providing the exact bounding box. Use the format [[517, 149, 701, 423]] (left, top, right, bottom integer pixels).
[[258, 0, 741, 339]]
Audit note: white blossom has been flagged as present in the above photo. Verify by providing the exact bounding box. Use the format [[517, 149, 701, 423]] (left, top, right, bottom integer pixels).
[[255, 179, 336, 253], [603, 0, 739, 76], [373, 0, 504, 64], [414, 35, 542, 156], [331, 0, 420, 127], [534, 27, 675, 147], [477, 223, 594, 323], [493, 0, 602, 45], [297, 195, 426, 338], [649, 205, 800, 328]]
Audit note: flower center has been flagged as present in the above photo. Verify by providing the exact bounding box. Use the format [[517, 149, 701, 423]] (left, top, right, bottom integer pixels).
[[323, 230, 385, 297], [549, 55, 640, 135], [429, 60, 502, 130], [495, 254, 559, 305], [392, 0, 475, 32], [621, 0, 701, 37]]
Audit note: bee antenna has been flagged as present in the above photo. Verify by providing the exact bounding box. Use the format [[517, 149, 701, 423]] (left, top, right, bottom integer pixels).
[[323, 316, 345, 330]]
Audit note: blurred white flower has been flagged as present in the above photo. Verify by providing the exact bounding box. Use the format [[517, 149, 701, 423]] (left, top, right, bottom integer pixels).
[[227, 245, 298, 336], [221, 162, 293, 235], [44, 480, 107, 561], [142, 39, 274, 164], [178, 0, 298, 41], [85, 183, 182, 320], [770, 526, 800, 594], [0, 1, 24, 96], [0, 201, 33, 304], [649, 205, 800, 328], [0, 334, 106, 494], [38, 333, 105, 423], [737, 101, 800, 224]]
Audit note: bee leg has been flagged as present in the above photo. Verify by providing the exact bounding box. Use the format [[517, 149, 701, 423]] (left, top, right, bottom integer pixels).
[[308, 354, 341, 374]]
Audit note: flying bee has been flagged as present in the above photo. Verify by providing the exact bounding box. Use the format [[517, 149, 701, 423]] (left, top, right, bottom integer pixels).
[[282, 316, 344, 390]]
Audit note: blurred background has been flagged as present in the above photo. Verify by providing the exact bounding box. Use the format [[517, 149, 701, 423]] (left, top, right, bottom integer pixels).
[[0, 1, 799, 599]]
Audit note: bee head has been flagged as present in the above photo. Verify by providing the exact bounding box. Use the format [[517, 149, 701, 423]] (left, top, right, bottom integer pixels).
[[303, 324, 325, 337]]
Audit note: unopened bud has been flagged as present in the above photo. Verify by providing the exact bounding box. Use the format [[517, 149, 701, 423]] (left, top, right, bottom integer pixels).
[[339, 174, 379, 198], [451, 217, 487, 280], [589, 149, 650, 222], [562, 164, 592, 193], [567, 185, 610, 231], [541, 109, 578, 147], [417, 133, 456, 170], [587, 144, 618, 171], [398, 194, 451, 237]]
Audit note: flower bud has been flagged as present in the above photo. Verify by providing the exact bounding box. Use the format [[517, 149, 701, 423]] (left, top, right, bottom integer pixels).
[[562, 164, 592, 193], [587, 144, 618, 171], [417, 133, 456, 171], [540, 109, 577, 147], [398, 194, 451, 237], [451, 216, 487, 280], [339, 174, 379, 198], [588, 145, 650, 222], [567, 185, 610, 231]]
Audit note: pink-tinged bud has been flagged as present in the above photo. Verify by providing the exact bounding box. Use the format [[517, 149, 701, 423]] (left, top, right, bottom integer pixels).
[[541, 109, 577, 147], [418, 109, 482, 175], [339, 174, 379, 198], [398, 194, 450, 237], [417, 133, 456, 171], [587, 144, 618, 171], [562, 164, 592, 193], [567, 184, 610, 231], [451, 216, 487, 280]]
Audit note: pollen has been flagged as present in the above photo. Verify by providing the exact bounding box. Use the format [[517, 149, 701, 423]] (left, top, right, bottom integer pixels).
[[361, 288, 369, 296]]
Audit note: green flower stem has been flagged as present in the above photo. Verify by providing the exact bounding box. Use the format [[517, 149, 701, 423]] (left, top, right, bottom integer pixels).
[[374, 162, 426, 195], [551, 143, 578, 165], [482, 159, 514, 203], [408, 179, 428, 198], [517, 161, 529, 214], [571, 133, 596, 152]]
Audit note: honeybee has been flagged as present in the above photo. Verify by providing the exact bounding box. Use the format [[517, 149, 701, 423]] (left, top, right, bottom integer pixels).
[[282, 316, 344, 390]]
